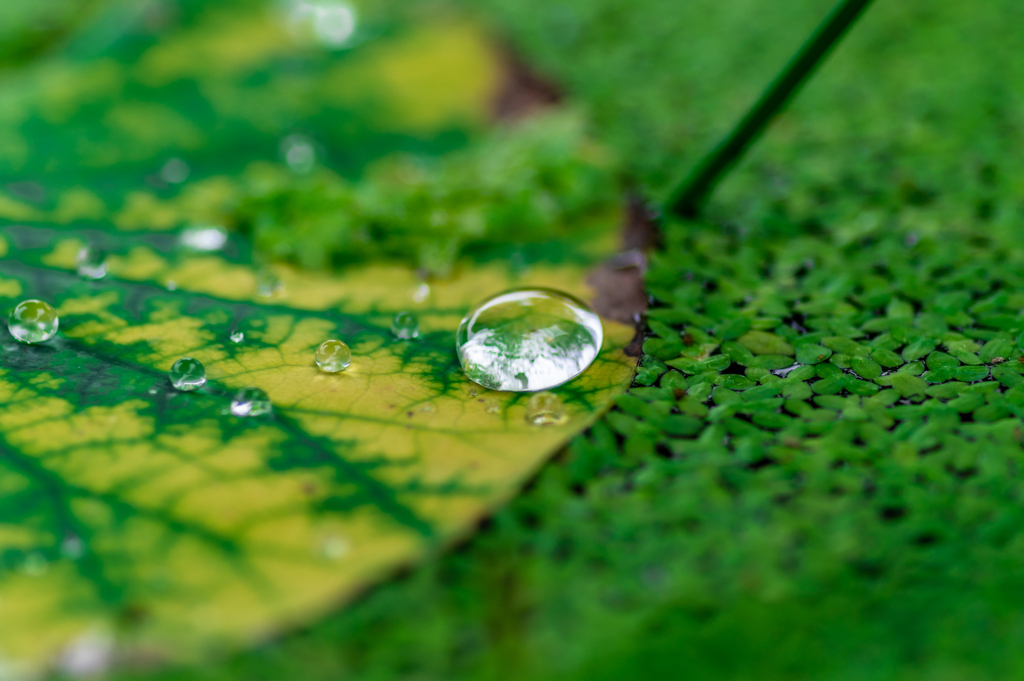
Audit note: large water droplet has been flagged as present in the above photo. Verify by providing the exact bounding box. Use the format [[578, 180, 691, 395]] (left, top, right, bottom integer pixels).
[[229, 330, 245, 344], [456, 288, 602, 392], [526, 391, 567, 426], [76, 244, 108, 280], [315, 339, 351, 372], [231, 387, 272, 417], [391, 311, 419, 339], [8, 299, 58, 343], [169, 357, 206, 391]]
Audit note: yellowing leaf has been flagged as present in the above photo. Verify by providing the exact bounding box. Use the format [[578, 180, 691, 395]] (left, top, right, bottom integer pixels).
[[0, 224, 635, 671], [0, 2, 632, 673]]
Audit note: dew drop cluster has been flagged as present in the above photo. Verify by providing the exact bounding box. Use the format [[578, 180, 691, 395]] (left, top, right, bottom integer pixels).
[[7, 283, 602, 426]]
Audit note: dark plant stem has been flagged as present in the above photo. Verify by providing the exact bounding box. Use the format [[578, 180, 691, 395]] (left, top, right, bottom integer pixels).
[[665, 0, 875, 219]]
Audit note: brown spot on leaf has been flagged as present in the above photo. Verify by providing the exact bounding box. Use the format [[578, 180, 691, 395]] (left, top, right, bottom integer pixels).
[[491, 47, 561, 121], [587, 263, 646, 326], [624, 326, 645, 358], [622, 193, 661, 251]]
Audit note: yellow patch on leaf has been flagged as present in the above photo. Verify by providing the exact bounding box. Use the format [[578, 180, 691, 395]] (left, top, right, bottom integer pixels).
[[0, 230, 635, 671]]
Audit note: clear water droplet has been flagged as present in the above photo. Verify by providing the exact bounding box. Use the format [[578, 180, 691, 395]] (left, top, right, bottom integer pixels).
[[165, 280, 178, 291], [229, 330, 244, 344], [57, 629, 114, 677], [280, 134, 317, 173], [391, 311, 419, 339], [76, 244, 108, 280], [231, 387, 272, 417], [412, 283, 430, 303], [61, 534, 84, 560], [456, 288, 603, 392], [8, 299, 58, 343], [526, 391, 567, 426], [180, 225, 227, 251], [315, 339, 351, 372], [160, 157, 190, 184], [289, 0, 358, 48], [169, 357, 206, 391], [147, 386, 159, 395], [256, 269, 283, 298], [484, 398, 501, 414], [467, 386, 480, 397]]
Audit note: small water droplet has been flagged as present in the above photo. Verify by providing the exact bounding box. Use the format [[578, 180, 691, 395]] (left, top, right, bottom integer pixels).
[[165, 280, 178, 291], [76, 244, 108, 280], [229, 330, 245, 344], [280, 134, 317, 173], [467, 386, 480, 397], [23, 552, 48, 576], [289, 0, 358, 48], [321, 535, 350, 560], [256, 269, 283, 298], [526, 391, 567, 426], [160, 157, 190, 184], [315, 339, 351, 372], [180, 225, 227, 251], [147, 386, 159, 395], [412, 283, 430, 303], [391, 311, 419, 339], [420, 403, 435, 413], [169, 357, 206, 391], [457, 288, 603, 392], [58, 629, 114, 677], [61, 535, 84, 560], [231, 387, 272, 417], [8, 299, 58, 343], [484, 398, 501, 414]]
